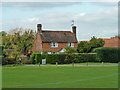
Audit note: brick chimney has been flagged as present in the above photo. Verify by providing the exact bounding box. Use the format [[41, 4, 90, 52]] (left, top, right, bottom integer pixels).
[[37, 24, 42, 34], [72, 26, 76, 36]]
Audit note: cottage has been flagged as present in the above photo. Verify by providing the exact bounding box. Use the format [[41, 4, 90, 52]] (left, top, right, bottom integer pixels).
[[32, 24, 78, 54]]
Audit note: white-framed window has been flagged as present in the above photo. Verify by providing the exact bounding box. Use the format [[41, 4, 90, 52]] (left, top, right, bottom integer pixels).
[[48, 52, 51, 54], [67, 43, 74, 47], [51, 42, 58, 48]]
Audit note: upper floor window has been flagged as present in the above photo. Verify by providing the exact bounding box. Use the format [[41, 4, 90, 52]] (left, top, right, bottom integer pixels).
[[51, 42, 58, 48], [67, 43, 74, 47]]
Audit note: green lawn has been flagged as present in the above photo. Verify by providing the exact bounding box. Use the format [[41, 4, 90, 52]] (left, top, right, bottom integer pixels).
[[2, 66, 118, 88], [57, 62, 118, 65]]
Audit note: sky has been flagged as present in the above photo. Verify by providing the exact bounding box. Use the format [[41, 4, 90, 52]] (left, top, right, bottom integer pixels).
[[0, 1, 118, 41]]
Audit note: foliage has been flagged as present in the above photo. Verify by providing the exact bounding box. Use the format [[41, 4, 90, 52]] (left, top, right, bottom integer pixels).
[[42, 51, 48, 59], [77, 41, 90, 53], [1, 28, 35, 53], [0, 45, 8, 58], [80, 53, 98, 62], [89, 36, 105, 52], [31, 53, 98, 64], [94, 47, 120, 63], [64, 46, 75, 54], [0, 31, 7, 36], [77, 36, 105, 53], [2, 58, 16, 65], [31, 53, 42, 64]]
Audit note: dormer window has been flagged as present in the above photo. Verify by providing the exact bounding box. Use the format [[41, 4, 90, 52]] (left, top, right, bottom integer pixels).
[[67, 43, 74, 47], [51, 42, 58, 48]]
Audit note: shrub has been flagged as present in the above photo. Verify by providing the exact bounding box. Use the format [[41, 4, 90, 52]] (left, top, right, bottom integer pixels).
[[2, 58, 16, 65], [46, 54, 60, 64], [94, 47, 120, 63], [30, 53, 98, 64], [31, 53, 42, 64], [80, 53, 98, 62], [64, 46, 75, 54], [46, 53, 98, 64]]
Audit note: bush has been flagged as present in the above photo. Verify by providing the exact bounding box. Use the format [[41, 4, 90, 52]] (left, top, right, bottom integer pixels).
[[46, 54, 60, 64], [46, 53, 98, 64], [80, 53, 98, 62], [30, 53, 98, 64], [31, 53, 42, 64], [2, 58, 16, 65], [94, 47, 120, 63]]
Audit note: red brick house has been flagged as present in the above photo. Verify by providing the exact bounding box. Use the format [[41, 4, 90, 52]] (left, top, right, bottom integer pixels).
[[103, 38, 120, 47], [32, 24, 78, 54]]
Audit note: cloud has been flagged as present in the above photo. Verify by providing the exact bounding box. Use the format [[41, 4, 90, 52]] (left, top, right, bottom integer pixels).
[[2, 2, 80, 9], [23, 17, 39, 23], [2, 0, 119, 2], [2, 4, 118, 41]]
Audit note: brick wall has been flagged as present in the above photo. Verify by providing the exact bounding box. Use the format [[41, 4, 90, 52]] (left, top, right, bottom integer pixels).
[[42, 42, 77, 52], [32, 33, 42, 53]]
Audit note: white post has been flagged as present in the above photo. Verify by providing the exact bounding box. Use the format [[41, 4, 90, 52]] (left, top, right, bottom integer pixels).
[[102, 62, 104, 66], [72, 62, 74, 67], [56, 62, 58, 67]]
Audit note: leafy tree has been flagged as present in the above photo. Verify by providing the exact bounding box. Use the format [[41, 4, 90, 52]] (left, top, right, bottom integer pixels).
[[77, 36, 105, 53], [2, 28, 35, 53], [89, 36, 105, 52], [0, 31, 7, 36], [64, 46, 75, 54], [77, 41, 90, 53]]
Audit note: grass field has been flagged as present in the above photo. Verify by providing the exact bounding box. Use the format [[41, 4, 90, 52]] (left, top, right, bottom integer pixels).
[[2, 66, 118, 88]]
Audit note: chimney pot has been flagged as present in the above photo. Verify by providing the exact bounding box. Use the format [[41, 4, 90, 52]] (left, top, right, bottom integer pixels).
[[72, 26, 76, 36], [37, 24, 42, 34]]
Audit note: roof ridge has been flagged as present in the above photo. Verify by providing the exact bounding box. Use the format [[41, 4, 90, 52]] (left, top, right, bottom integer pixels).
[[42, 30, 71, 32]]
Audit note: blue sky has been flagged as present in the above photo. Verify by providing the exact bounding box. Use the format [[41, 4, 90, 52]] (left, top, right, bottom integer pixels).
[[1, 2, 118, 41]]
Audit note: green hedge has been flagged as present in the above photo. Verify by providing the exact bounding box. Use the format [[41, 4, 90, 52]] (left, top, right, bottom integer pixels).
[[93, 47, 120, 63], [2, 57, 16, 65], [31, 53, 42, 64], [31, 53, 98, 64]]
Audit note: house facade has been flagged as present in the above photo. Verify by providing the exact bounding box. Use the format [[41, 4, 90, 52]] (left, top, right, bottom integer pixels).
[[32, 24, 78, 54]]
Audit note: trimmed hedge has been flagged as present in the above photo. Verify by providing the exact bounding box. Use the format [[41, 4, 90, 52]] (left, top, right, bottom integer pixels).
[[31, 53, 42, 64], [31, 53, 98, 64], [2, 57, 16, 65], [93, 47, 120, 63]]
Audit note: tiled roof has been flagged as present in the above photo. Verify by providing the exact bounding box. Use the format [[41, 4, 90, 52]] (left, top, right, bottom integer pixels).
[[39, 30, 77, 43], [103, 38, 120, 47]]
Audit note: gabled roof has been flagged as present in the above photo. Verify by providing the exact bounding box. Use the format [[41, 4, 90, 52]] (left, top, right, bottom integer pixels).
[[39, 30, 77, 43]]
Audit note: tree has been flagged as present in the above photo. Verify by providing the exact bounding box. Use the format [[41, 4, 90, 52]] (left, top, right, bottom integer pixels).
[[0, 31, 7, 36], [89, 36, 105, 52], [77, 41, 90, 53], [64, 46, 75, 54], [77, 36, 105, 53]]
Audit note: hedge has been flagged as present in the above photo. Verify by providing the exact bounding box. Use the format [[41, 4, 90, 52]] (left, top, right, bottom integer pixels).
[[31, 53, 98, 64], [2, 57, 16, 65], [93, 47, 120, 63], [31, 53, 42, 64]]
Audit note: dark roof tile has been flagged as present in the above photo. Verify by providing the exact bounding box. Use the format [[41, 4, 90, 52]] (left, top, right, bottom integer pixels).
[[39, 30, 77, 43]]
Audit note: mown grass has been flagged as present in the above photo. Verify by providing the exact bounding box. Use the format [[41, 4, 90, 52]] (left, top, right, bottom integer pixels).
[[2, 65, 118, 88]]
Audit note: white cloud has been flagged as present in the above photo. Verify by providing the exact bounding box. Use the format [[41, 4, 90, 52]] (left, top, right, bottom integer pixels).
[[2, 0, 119, 2], [2, 6, 118, 41], [23, 17, 39, 23]]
